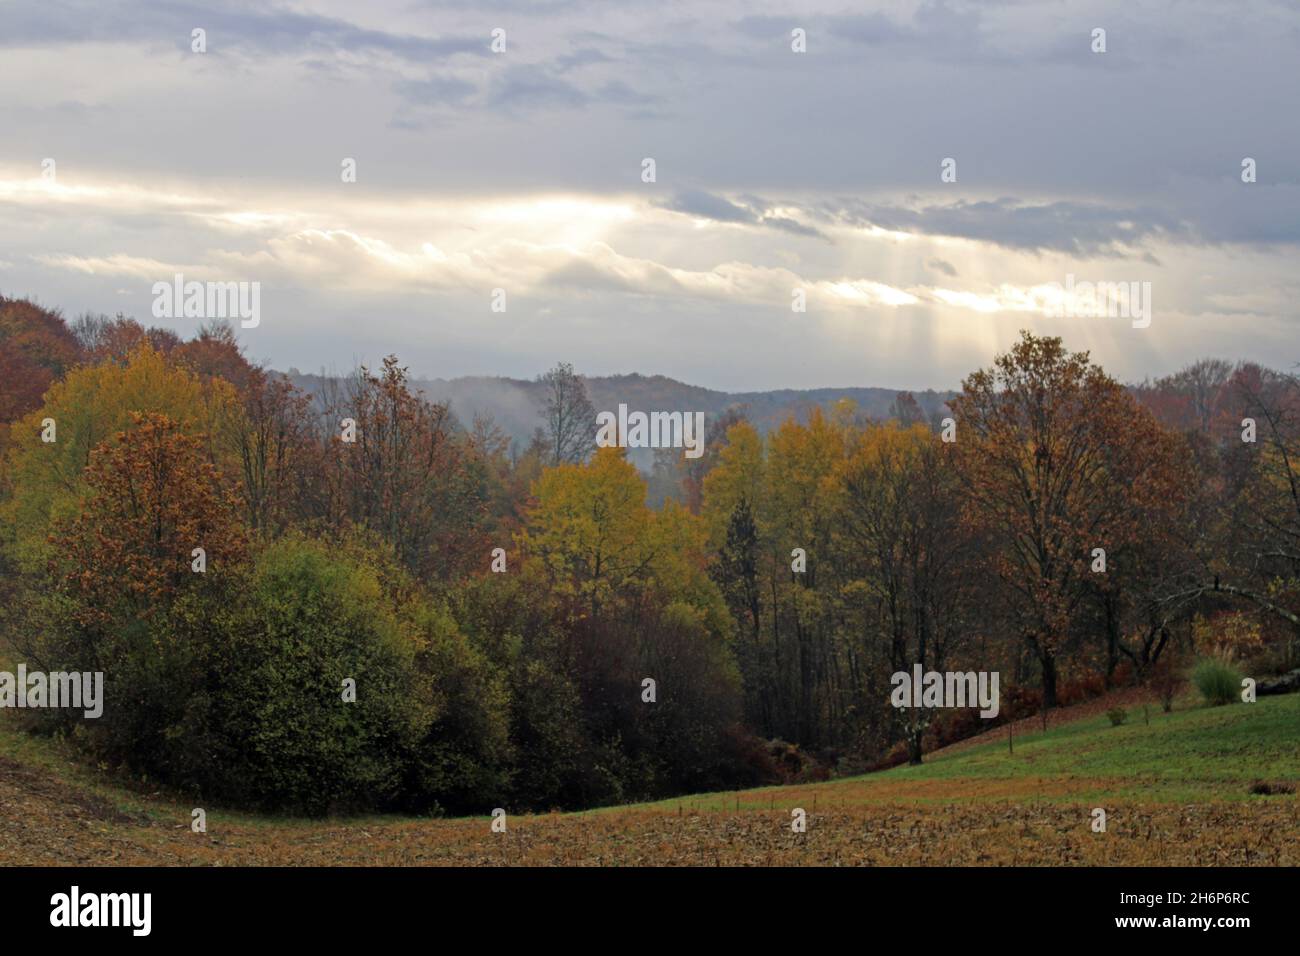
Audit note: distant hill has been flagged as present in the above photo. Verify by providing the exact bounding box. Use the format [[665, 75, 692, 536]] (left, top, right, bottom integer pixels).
[[282, 369, 954, 469]]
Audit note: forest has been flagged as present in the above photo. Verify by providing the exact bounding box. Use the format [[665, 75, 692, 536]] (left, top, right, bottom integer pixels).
[[1, 294, 1296, 816]]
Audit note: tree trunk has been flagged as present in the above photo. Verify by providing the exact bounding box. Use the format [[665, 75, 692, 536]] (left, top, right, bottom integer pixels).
[[1041, 651, 1059, 709], [1104, 597, 1120, 688], [907, 721, 924, 765]]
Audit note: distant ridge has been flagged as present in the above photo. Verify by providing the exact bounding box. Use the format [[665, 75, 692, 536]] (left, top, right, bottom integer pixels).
[[283, 369, 954, 467]]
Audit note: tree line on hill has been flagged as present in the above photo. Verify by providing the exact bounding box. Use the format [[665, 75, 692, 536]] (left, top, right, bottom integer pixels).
[[0, 296, 1296, 813]]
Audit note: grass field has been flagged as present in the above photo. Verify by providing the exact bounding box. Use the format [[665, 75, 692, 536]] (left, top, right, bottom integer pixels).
[[1, 690, 1296, 866]]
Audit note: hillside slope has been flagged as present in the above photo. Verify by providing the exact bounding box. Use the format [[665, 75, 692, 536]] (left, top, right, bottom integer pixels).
[[1, 693, 1296, 866]]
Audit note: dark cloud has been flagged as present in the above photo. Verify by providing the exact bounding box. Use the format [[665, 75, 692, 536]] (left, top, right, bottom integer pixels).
[[823, 181, 1300, 254], [487, 65, 589, 110], [478, 65, 660, 115], [1, 0, 487, 62], [394, 74, 478, 108], [1168, 180, 1300, 247], [658, 189, 754, 223], [827, 198, 1191, 257], [732, 3, 998, 65], [556, 47, 615, 72], [656, 189, 828, 239], [926, 257, 958, 277], [760, 215, 824, 238]]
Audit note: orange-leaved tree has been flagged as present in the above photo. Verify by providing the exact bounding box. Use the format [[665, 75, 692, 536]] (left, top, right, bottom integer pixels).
[[52, 411, 247, 633], [3, 341, 240, 574], [950, 331, 1184, 707]]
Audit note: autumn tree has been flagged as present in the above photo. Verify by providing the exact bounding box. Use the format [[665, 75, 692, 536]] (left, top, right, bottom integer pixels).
[[224, 369, 314, 534], [2, 342, 240, 572], [950, 331, 1185, 707], [0, 297, 83, 436], [701, 410, 857, 748], [763, 408, 849, 745], [175, 320, 259, 394], [701, 420, 766, 549], [1142, 358, 1236, 436], [319, 356, 489, 583], [680, 405, 749, 512], [887, 391, 927, 427], [522, 446, 656, 619], [836, 423, 978, 762], [518, 445, 741, 801], [51, 412, 247, 634], [1155, 368, 1300, 657], [70, 313, 148, 364]]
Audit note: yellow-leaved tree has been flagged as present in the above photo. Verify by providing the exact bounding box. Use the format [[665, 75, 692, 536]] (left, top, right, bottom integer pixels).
[[1, 342, 241, 572]]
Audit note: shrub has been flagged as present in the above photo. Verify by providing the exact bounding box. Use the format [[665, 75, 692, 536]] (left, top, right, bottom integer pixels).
[[399, 599, 512, 815], [46, 533, 520, 816], [1150, 652, 1181, 712], [1192, 657, 1242, 706], [29, 563, 239, 778], [1059, 673, 1106, 707], [1105, 707, 1128, 727], [198, 537, 426, 814], [1193, 612, 1263, 663], [1249, 780, 1296, 796], [1159, 680, 1176, 713]]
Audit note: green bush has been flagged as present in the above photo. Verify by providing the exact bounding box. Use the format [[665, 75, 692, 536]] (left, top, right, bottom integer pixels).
[[196, 537, 513, 815], [205, 538, 424, 814], [45, 534, 518, 816], [1105, 706, 1128, 726], [31, 573, 233, 777], [399, 599, 512, 814], [1192, 658, 1242, 707]]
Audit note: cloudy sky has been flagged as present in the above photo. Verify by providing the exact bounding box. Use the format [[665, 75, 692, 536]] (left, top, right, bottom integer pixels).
[[1, 0, 1298, 391]]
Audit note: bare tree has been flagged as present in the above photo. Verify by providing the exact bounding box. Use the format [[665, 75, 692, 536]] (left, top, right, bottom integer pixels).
[[1158, 358, 1235, 433], [538, 362, 595, 466]]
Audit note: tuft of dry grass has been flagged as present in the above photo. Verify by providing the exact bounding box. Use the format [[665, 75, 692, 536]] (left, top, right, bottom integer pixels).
[[1249, 780, 1296, 796]]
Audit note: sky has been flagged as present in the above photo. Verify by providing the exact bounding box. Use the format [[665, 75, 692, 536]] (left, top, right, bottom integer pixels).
[[1, 0, 1298, 391]]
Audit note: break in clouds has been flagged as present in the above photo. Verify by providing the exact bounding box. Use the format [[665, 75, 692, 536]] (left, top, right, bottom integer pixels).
[[1, 0, 1299, 389]]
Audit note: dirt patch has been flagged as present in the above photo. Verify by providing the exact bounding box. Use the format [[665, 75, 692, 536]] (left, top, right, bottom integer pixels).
[[3, 781, 1295, 867], [0, 753, 146, 826]]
